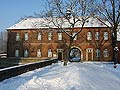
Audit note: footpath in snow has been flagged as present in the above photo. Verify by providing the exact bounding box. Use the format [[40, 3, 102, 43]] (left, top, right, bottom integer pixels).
[[0, 62, 120, 90]]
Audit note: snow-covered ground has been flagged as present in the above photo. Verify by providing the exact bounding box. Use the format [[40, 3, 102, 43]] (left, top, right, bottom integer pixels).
[[0, 62, 120, 90]]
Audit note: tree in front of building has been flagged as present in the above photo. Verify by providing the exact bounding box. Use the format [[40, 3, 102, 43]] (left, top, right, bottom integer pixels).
[[0, 31, 7, 54], [35, 0, 96, 65], [94, 0, 120, 64]]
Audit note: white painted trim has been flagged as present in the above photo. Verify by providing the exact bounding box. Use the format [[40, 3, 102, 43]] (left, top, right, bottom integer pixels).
[[70, 46, 83, 61], [86, 48, 93, 61]]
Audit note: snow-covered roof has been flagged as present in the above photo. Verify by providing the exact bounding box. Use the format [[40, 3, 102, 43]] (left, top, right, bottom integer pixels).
[[7, 17, 110, 30]]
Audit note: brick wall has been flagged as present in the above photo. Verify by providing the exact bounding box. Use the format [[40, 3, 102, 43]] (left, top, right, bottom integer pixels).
[[7, 27, 112, 62]]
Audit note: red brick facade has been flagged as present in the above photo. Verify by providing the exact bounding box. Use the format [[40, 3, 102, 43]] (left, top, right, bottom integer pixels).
[[7, 27, 113, 62]]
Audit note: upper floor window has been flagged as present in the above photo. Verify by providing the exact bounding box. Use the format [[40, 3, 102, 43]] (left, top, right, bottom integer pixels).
[[15, 49, 19, 57], [95, 32, 99, 40], [24, 32, 28, 41], [87, 32, 92, 40], [96, 48, 101, 57], [103, 49, 109, 57], [16, 33, 20, 41], [104, 32, 108, 40], [24, 49, 28, 57], [37, 49, 41, 57], [58, 33, 62, 40], [38, 32, 41, 40], [48, 32, 52, 40], [48, 49, 52, 57], [73, 32, 77, 40]]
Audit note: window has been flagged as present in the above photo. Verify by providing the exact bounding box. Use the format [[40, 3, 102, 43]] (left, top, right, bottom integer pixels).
[[58, 33, 62, 40], [37, 49, 41, 57], [103, 49, 109, 57], [87, 32, 92, 40], [104, 32, 108, 40], [16, 33, 20, 41], [48, 49, 52, 57], [38, 32, 41, 40], [15, 49, 19, 57], [57, 49, 63, 52], [24, 32, 28, 41], [86, 48, 93, 53], [48, 32, 52, 40], [73, 32, 77, 40], [96, 49, 101, 57], [24, 49, 28, 57], [95, 32, 99, 40]]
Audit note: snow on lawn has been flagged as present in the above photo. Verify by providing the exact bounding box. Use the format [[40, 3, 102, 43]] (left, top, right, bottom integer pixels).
[[0, 62, 120, 90]]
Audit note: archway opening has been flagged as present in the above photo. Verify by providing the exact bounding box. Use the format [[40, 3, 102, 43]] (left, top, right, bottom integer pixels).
[[69, 47, 81, 62]]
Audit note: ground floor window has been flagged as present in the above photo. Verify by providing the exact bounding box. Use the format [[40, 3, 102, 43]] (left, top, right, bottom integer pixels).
[[24, 49, 28, 57], [48, 49, 52, 57], [96, 49, 101, 57], [15, 49, 19, 57], [103, 49, 109, 57], [37, 49, 41, 57]]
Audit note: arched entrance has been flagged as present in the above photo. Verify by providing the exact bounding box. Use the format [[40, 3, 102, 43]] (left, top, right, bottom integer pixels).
[[69, 47, 81, 62]]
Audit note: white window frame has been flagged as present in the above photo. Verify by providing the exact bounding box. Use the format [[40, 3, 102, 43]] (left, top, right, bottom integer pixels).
[[37, 49, 41, 57], [24, 49, 28, 57], [48, 32, 52, 40], [58, 33, 62, 40], [95, 32, 99, 40], [96, 49, 101, 57], [103, 49, 109, 57], [104, 32, 108, 40], [16, 33, 20, 41], [87, 32, 92, 40], [38, 32, 42, 40], [48, 49, 52, 57], [24, 32, 28, 41], [86, 48, 93, 53], [73, 32, 77, 40], [15, 49, 19, 57]]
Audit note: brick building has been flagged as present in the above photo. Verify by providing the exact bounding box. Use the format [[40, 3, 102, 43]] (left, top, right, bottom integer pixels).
[[7, 17, 113, 62]]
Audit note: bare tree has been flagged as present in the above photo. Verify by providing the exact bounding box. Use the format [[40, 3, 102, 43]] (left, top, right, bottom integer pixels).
[[0, 31, 7, 54], [35, 0, 95, 65], [94, 0, 120, 64], [89, 29, 112, 61]]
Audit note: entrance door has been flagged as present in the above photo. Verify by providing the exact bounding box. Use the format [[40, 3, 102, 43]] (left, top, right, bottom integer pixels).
[[86, 48, 93, 61], [88, 53, 92, 61], [58, 52, 62, 60], [58, 49, 63, 60]]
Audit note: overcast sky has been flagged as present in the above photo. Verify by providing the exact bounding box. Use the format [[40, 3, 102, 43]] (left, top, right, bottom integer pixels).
[[0, 0, 47, 32]]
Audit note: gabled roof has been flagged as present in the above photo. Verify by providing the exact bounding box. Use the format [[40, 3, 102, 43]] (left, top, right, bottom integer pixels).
[[7, 17, 110, 30]]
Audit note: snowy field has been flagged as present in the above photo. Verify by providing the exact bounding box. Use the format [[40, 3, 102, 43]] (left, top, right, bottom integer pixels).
[[0, 62, 120, 90]]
